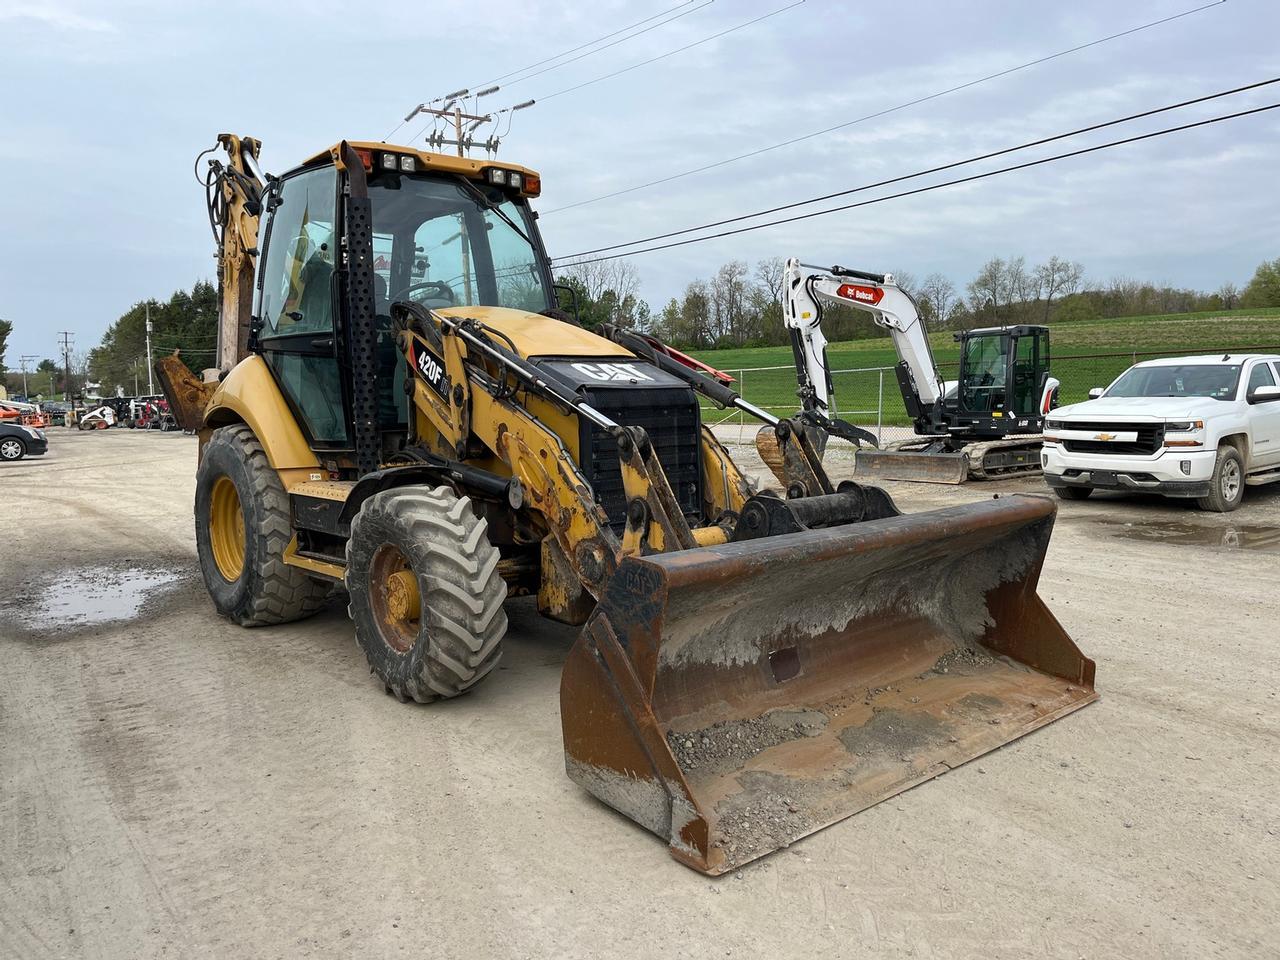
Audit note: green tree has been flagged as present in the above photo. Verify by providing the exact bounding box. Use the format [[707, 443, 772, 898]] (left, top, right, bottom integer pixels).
[[0, 318, 11, 376], [89, 281, 218, 395], [1240, 256, 1280, 308]]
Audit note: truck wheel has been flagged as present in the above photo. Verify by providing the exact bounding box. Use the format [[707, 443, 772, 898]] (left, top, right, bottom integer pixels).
[[1196, 446, 1245, 513], [0, 438, 26, 461], [194, 424, 329, 625], [346, 486, 507, 703], [1054, 486, 1093, 501]]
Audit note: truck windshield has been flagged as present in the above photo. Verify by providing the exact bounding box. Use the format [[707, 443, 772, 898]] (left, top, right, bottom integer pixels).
[[367, 172, 551, 314], [1106, 364, 1242, 401]]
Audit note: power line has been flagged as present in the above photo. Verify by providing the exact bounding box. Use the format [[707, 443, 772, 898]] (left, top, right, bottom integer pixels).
[[543, 0, 1227, 214], [480, 1, 702, 88], [536, 0, 804, 104], [553, 102, 1279, 267], [491, 0, 713, 91], [558, 77, 1279, 260], [388, 1, 712, 142]]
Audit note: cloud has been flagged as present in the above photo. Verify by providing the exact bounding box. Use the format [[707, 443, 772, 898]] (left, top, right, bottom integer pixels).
[[0, 2, 118, 33]]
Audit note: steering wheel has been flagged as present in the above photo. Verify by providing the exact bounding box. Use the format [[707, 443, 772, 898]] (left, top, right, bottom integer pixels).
[[391, 280, 456, 305]]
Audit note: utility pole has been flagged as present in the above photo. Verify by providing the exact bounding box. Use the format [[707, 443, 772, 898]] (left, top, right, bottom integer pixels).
[[145, 303, 155, 395], [58, 331, 74, 401], [19, 355, 37, 398], [414, 101, 492, 306]]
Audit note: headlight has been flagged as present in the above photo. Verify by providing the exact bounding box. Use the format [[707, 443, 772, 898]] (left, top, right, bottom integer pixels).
[[1044, 418, 1065, 430], [1164, 420, 1204, 432], [21, 426, 41, 439]]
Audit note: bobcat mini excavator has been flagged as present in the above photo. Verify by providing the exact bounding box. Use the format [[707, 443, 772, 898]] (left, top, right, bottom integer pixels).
[[157, 136, 1096, 875], [783, 259, 1059, 483]]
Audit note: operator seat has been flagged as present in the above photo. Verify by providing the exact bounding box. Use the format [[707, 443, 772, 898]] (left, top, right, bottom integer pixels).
[[372, 274, 406, 429]]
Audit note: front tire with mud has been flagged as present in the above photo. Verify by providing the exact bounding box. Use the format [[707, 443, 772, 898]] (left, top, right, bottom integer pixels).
[[346, 486, 507, 703], [194, 424, 329, 625], [1196, 445, 1245, 513]]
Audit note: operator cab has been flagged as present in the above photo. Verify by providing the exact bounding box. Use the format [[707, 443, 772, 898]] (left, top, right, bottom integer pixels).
[[948, 325, 1051, 434], [251, 143, 555, 452]]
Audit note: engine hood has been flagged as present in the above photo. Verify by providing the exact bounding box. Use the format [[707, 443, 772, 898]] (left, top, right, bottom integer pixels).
[[1054, 395, 1231, 421], [436, 305, 636, 361]]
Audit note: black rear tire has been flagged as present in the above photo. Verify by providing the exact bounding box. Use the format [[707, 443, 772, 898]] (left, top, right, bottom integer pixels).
[[346, 486, 507, 703], [1054, 486, 1093, 500], [194, 424, 329, 626]]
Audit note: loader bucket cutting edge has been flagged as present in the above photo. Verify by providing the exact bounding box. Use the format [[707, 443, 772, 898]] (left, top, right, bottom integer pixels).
[[560, 495, 1096, 875], [853, 448, 970, 484]]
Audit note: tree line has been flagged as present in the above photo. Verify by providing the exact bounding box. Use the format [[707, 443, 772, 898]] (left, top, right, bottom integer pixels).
[[556, 253, 1280, 350], [6, 254, 1276, 399]]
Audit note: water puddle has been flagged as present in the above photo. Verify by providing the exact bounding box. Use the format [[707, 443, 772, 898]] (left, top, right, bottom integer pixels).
[[1088, 517, 1280, 552], [21, 566, 183, 629]]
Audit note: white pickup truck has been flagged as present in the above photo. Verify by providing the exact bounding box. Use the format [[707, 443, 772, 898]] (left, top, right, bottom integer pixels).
[[1041, 353, 1280, 511]]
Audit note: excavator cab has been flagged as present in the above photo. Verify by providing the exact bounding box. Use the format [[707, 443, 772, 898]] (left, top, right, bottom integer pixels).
[[954, 325, 1052, 426]]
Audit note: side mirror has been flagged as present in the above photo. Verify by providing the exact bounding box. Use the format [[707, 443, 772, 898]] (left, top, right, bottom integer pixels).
[[1087, 387, 1104, 399], [1248, 384, 1280, 404], [553, 283, 582, 326]]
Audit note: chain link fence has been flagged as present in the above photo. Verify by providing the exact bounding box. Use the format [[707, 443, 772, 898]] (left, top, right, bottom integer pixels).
[[702, 345, 1280, 446]]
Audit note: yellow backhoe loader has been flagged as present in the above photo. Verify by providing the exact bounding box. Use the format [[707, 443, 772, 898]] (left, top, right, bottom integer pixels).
[[157, 134, 1097, 875]]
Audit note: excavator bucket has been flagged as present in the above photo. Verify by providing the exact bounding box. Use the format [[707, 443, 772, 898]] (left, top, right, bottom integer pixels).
[[853, 446, 970, 484], [560, 495, 1095, 875]]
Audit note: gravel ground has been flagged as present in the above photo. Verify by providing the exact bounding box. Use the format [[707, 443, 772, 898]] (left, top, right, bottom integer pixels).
[[1, 428, 1278, 959]]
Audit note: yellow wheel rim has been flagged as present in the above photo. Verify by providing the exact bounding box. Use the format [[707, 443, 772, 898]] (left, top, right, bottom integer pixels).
[[369, 544, 421, 653], [209, 475, 246, 582]]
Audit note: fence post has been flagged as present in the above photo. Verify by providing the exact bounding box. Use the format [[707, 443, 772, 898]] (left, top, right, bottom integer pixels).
[[738, 368, 746, 443], [877, 369, 884, 445]]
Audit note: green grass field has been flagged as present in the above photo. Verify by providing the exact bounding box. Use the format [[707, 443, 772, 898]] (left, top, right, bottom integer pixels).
[[688, 308, 1280, 429]]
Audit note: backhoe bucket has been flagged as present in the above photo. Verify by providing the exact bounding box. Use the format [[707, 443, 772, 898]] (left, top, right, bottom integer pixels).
[[853, 447, 970, 484], [560, 495, 1095, 875]]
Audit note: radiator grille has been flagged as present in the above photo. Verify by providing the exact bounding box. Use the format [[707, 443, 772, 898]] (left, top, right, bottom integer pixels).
[[1061, 421, 1163, 455], [581, 386, 702, 531]]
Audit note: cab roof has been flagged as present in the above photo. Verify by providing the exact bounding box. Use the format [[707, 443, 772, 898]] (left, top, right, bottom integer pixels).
[[298, 141, 539, 181]]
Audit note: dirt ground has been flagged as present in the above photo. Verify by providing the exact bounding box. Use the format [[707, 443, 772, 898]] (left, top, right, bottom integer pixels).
[[2, 428, 1277, 960]]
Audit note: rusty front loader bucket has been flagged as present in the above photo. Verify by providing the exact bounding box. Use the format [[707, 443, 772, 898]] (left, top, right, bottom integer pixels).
[[853, 447, 970, 484], [560, 495, 1095, 875]]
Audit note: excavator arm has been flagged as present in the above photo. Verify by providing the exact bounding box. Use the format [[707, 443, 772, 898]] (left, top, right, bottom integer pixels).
[[204, 134, 267, 373], [784, 257, 946, 431]]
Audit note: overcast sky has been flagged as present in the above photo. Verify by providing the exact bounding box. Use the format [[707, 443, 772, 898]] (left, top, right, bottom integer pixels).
[[1, 0, 1276, 362]]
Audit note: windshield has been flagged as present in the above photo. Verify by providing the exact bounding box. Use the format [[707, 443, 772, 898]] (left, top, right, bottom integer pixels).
[[1106, 364, 1242, 401], [367, 173, 551, 314]]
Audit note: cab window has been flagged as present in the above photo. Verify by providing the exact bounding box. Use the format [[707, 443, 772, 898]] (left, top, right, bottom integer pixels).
[[256, 166, 348, 445], [1248, 361, 1276, 394], [258, 166, 338, 336]]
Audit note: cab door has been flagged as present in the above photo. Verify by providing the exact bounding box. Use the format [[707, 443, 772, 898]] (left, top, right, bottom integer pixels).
[[255, 164, 350, 449], [1010, 332, 1047, 418], [1245, 360, 1280, 468]]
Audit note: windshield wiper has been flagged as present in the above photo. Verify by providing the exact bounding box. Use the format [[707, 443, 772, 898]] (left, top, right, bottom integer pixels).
[[454, 176, 533, 246]]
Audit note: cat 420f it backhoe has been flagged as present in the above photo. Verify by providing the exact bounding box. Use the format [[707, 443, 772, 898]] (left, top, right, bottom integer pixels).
[[782, 259, 1060, 483], [157, 136, 1096, 875]]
